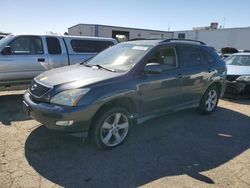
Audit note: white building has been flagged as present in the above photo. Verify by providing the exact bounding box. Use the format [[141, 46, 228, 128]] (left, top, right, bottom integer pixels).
[[68, 24, 173, 42], [68, 24, 250, 50], [174, 27, 250, 50]]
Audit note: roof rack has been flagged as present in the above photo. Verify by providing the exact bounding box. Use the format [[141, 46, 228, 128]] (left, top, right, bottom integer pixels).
[[161, 38, 206, 45], [129, 38, 164, 41]]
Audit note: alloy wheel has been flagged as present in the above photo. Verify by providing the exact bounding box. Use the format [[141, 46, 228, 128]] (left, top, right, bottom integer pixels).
[[205, 89, 218, 111], [100, 112, 129, 147]]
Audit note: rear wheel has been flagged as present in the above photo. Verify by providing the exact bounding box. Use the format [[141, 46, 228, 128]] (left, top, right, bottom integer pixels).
[[91, 107, 131, 149], [198, 86, 219, 114]]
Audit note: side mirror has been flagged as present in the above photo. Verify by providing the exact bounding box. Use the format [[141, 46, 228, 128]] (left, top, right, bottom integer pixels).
[[1, 46, 12, 55], [144, 63, 162, 74]]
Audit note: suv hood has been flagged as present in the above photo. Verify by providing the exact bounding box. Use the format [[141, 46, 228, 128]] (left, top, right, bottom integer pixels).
[[227, 65, 250, 76], [35, 64, 123, 87]]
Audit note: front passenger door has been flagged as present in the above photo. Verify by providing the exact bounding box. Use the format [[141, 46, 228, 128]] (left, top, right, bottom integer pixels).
[[138, 46, 183, 116], [0, 36, 48, 84]]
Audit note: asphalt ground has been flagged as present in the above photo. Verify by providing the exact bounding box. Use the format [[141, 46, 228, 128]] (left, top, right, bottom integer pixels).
[[0, 90, 249, 188]]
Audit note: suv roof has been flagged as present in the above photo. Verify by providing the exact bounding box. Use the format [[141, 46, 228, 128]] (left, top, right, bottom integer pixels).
[[127, 38, 206, 46]]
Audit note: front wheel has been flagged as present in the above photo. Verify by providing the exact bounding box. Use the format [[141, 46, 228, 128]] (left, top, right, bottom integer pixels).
[[91, 107, 131, 149], [198, 86, 219, 114]]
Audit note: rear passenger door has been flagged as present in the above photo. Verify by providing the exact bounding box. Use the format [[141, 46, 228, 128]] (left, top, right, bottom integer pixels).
[[179, 45, 209, 104], [0, 36, 48, 84], [45, 36, 68, 69]]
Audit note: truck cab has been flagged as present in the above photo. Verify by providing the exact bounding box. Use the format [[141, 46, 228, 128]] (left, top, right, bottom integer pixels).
[[0, 34, 117, 90]]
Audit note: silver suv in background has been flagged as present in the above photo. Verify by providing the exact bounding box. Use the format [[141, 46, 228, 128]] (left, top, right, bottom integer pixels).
[[0, 34, 117, 90]]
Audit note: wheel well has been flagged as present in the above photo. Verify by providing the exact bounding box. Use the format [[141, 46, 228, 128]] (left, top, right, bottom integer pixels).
[[89, 97, 136, 130], [98, 97, 136, 114], [208, 82, 222, 95]]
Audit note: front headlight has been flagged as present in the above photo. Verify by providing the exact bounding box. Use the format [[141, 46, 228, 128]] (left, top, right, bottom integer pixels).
[[236, 75, 250, 82], [50, 88, 90, 106]]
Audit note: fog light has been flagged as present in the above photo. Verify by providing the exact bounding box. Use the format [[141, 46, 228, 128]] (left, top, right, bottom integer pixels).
[[56, 120, 74, 126]]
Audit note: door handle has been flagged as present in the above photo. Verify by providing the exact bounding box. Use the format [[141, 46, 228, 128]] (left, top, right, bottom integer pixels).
[[38, 58, 45, 62]]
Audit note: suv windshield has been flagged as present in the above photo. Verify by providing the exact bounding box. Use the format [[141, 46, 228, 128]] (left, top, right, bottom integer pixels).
[[85, 43, 153, 72], [225, 55, 250, 66]]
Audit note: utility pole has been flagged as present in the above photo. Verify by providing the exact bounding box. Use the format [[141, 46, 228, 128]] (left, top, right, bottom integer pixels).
[[223, 17, 226, 28]]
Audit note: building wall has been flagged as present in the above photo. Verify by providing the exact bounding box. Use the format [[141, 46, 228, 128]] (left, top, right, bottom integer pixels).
[[68, 24, 173, 40], [174, 28, 250, 50], [69, 24, 250, 49], [174, 31, 198, 40], [68, 25, 96, 36], [97, 26, 173, 39]]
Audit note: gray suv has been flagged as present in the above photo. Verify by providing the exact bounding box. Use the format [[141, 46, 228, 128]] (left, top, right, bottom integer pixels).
[[23, 39, 226, 149]]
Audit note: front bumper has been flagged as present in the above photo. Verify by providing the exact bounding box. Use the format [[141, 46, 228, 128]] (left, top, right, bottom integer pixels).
[[23, 93, 100, 134], [225, 81, 250, 96]]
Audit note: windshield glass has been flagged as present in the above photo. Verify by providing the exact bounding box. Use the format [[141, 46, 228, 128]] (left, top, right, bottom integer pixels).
[[225, 55, 250, 66], [0, 35, 13, 48], [85, 43, 153, 72]]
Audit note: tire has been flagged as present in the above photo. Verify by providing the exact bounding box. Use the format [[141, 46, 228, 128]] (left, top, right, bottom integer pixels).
[[91, 107, 131, 149], [198, 86, 219, 114]]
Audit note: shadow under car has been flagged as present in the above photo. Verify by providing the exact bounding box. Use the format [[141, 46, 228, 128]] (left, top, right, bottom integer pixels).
[[25, 106, 250, 187]]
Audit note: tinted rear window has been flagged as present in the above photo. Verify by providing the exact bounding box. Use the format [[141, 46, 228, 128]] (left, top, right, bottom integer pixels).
[[71, 40, 114, 53], [46, 37, 62, 54]]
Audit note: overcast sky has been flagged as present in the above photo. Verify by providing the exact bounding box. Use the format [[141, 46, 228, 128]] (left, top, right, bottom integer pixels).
[[1, 0, 250, 34]]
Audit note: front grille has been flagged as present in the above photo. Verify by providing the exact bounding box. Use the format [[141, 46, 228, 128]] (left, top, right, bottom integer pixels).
[[226, 75, 240, 82], [29, 80, 51, 97]]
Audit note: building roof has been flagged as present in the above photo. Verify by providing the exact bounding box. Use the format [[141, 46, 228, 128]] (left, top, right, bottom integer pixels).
[[68, 23, 173, 33], [175, 26, 250, 33]]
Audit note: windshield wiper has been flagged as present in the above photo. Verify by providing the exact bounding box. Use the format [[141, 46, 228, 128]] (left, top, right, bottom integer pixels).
[[80, 56, 95, 65], [90, 64, 116, 72], [82, 63, 92, 67]]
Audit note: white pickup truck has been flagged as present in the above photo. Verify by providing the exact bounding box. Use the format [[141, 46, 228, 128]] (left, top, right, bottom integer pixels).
[[0, 34, 117, 90]]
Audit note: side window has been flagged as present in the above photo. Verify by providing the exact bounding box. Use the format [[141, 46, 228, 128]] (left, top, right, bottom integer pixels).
[[200, 49, 216, 64], [71, 40, 114, 53], [31, 37, 43, 54], [9, 36, 43, 55], [181, 46, 201, 66], [46, 37, 62, 54], [147, 47, 178, 70], [96, 41, 114, 52]]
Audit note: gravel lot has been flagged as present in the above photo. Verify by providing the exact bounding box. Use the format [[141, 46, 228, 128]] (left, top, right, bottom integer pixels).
[[0, 90, 249, 188]]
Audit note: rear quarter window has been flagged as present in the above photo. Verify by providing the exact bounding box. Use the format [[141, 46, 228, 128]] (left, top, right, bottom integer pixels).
[[70, 40, 114, 53], [200, 49, 216, 64]]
